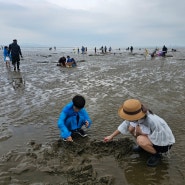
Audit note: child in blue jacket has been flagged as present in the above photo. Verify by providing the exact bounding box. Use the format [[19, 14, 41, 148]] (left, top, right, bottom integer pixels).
[[58, 95, 92, 142], [3, 46, 11, 67]]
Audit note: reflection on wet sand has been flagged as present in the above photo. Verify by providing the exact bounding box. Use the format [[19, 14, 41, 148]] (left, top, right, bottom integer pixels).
[[6, 68, 25, 90], [124, 153, 170, 185]]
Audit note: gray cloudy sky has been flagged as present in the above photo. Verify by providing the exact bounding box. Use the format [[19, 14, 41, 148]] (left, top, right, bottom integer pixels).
[[0, 0, 185, 48]]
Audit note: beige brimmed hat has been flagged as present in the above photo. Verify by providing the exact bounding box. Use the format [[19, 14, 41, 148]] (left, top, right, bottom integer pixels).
[[118, 99, 146, 121]]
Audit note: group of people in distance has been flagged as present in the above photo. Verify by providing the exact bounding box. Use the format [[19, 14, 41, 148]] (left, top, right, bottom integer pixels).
[[3, 39, 23, 71], [58, 95, 175, 167], [57, 56, 77, 68], [151, 45, 168, 58], [126, 46, 134, 53]]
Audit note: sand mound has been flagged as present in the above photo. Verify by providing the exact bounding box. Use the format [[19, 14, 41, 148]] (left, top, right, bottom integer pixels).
[[0, 137, 133, 184]]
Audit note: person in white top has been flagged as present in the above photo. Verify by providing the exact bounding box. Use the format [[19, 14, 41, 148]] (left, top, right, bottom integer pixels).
[[104, 99, 175, 167]]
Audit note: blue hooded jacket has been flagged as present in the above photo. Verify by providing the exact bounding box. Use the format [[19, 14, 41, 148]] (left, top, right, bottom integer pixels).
[[57, 101, 92, 139], [3, 48, 11, 61]]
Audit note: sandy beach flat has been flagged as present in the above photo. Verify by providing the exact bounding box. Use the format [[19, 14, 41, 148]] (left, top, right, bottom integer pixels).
[[0, 47, 185, 185]]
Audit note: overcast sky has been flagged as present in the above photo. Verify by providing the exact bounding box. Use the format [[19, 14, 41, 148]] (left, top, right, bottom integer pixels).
[[0, 0, 185, 48]]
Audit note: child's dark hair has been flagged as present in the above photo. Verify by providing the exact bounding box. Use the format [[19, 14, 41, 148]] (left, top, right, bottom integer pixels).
[[72, 95, 85, 109]]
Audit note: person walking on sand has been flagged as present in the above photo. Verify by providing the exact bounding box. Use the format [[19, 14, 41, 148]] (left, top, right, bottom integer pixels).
[[144, 48, 148, 60], [130, 46, 133, 53], [3, 46, 11, 67], [109, 47, 112, 53], [58, 95, 92, 142], [162, 45, 168, 57], [8, 39, 23, 71], [104, 99, 175, 167]]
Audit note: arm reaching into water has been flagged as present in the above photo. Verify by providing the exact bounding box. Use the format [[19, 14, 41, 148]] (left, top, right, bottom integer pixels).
[[104, 130, 121, 142]]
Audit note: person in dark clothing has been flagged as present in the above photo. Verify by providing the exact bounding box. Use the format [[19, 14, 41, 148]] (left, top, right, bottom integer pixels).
[[58, 56, 66, 67], [94, 47, 97, 54], [130, 46, 133, 53], [151, 48, 158, 58], [162, 45, 168, 57], [8, 39, 23, 71]]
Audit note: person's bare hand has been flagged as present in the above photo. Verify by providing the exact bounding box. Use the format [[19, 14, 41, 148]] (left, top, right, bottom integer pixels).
[[66, 136, 73, 142], [103, 135, 113, 142], [134, 125, 142, 137], [85, 121, 89, 128]]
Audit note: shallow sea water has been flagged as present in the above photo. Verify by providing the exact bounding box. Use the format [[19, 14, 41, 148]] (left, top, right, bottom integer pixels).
[[0, 47, 185, 184]]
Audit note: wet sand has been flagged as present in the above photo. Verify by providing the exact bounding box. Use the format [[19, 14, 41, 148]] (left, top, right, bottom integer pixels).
[[0, 48, 185, 184]]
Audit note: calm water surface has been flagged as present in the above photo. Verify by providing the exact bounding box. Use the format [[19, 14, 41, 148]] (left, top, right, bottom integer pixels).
[[0, 47, 185, 184]]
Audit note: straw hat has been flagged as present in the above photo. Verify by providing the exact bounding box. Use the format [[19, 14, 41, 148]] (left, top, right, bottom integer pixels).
[[118, 99, 146, 121]]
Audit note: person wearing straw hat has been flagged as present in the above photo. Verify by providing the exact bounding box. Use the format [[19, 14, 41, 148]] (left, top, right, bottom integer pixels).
[[104, 99, 175, 167]]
